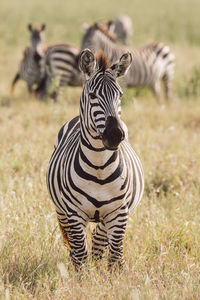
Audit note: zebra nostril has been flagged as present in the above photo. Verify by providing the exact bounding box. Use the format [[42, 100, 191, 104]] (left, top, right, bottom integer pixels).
[[98, 127, 105, 137]]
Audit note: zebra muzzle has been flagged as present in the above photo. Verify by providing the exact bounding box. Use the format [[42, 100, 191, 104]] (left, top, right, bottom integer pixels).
[[102, 116, 125, 150]]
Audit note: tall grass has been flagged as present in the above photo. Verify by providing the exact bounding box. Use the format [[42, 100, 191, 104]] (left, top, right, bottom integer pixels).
[[0, 0, 200, 299]]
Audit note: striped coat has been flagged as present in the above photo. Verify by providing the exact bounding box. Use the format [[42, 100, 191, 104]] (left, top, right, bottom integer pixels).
[[35, 43, 83, 100], [47, 50, 144, 270], [81, 22, 175, 101], [11, 24, 46, 94]]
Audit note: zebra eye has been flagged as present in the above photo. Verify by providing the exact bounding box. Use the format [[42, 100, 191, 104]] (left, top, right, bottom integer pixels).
[[120, 92, 123, 98], [89, 93, 96, 99]]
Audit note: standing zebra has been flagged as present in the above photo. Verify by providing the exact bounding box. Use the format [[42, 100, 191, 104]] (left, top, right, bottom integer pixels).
[[107, 15, 133, 45], [81, 22, 175, 101], [11, 24, 46, 94], [36, 19, 132, 100], [35, 43, 83, 100], [47, 49, 144, 270]]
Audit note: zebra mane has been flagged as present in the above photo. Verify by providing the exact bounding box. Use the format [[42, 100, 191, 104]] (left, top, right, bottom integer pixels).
[[90, 22, 117, 42], [95, 50, 110, 72], [32, 24, 40, 31]]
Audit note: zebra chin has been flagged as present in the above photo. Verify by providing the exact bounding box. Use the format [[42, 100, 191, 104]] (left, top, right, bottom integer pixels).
[[101, 116, 125, 151]]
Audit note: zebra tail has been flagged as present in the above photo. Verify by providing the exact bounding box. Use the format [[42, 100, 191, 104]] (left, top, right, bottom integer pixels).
[[58, 220, 70, 248]]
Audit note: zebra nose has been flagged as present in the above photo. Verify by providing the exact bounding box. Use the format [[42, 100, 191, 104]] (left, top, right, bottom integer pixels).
[[102, 116, 125, 149], [98, 127, 104, 137]]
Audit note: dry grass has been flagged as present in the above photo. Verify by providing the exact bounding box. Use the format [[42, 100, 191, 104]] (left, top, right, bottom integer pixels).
[[0, 96, 200, 299], [0, 0, 200, 299]]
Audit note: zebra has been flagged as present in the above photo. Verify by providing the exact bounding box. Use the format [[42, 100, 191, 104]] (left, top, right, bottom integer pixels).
[[36, 17, 132, 100], [35, 43, 83, 100], [46, 49, 144, 270], [81, 22, 175, 101], [107, 15, 133, 45], [11, 24, 46, 94]]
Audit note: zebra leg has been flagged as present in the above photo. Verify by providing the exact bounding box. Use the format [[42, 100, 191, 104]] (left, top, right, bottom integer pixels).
[[92, 222, 108, 260], [35, 75, 50, 99], [150, 81, 161, 103], [50, 90, 58, 102], [27, 83, 33, 95], [58, 215, 88, 271], [105, 205, 129, 270], [10, 73, 20, 94], [162, 73, 171, 100]]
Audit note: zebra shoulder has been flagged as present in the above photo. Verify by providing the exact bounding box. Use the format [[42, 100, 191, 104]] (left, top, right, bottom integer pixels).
[[54, 116, 80, 149]]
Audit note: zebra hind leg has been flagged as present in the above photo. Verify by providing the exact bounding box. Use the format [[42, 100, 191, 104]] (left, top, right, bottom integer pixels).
[[150, 81, 161, 103], [162, 73, 171, 100], [58, 219, 70, 248], [92, 222, 108, 261]]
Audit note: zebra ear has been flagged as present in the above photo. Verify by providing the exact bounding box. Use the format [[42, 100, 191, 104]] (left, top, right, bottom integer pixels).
[[82, 23, 89, 31], [107, 20, 115, 33], [79, 49, 96, 79], [110, 52, 132, 78], [27, 24, 32, 32]]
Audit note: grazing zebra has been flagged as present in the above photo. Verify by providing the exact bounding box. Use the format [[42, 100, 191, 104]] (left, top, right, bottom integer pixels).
[[11, 24, 46, 94], [81, 22, 175, 101], [47, 49, 144, 270], [35, 43, 83, 100], [107, 15, 133, 45]]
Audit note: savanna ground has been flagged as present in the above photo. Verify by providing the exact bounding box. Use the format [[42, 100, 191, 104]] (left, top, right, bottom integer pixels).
[[0, 0, 200, 299]]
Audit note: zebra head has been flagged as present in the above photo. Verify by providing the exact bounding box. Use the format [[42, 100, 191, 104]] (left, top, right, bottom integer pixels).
[[79, 49, 132, 150], [27, 23, 46, 56]]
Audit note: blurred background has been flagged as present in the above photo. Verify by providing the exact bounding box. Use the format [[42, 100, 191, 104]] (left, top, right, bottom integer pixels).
[[0, 0, 200, 98]]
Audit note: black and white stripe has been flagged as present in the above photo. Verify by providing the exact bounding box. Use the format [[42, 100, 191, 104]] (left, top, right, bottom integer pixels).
[[81, 22, 175, 101], [36, 43, 83, 100], [11, 24, 46, 94], [47, 50, 144, 270]]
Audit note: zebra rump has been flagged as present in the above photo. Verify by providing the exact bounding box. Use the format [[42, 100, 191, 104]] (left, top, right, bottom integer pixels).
[[35, 43, 83, 100]]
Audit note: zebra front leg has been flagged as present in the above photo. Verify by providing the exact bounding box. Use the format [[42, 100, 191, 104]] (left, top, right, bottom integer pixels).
[[105, 205, 129, 270], [92, 221, 108, 261], [58, 215, 88, 271]]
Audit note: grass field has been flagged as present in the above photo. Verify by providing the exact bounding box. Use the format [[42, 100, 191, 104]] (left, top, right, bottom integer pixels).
[[0, 0, 200, 299]]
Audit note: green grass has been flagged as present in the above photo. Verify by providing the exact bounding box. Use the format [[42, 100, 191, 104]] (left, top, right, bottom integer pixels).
[[0, 0, 200, 299]]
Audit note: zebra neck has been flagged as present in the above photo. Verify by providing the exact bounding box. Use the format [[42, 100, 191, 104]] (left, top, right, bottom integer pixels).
[[95, 30, 127, 64], [79, 138, 118, 171], [79, 120, 118, 169]]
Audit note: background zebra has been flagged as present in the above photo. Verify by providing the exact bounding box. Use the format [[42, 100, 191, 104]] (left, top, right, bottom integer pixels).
[[36, 18, 130, 100], [35, 43, 83, 100], [81, 22, 175, 101], [11, 24, 46, 94], [47, 49, 144, 270], [107, 15, 133, 45]]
